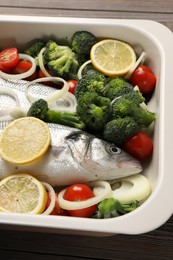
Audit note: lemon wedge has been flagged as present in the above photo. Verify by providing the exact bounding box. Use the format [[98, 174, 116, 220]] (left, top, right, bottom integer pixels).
[[0, 173, 48, 214], [0, 117, 50, 164], [90, 39, 136, 76]]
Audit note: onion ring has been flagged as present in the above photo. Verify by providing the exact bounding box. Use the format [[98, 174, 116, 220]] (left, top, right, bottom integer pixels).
[[111, 174, 151, 204], [58, 181, 112, 210], [49, 91, 77, 112], [0, 88, 21, 121], [77, 60, 92, 80], [125, 51, 146, 79], [0, 53, 36, 80], [41, 182, 56, 215], [25, 77, 69, 104], [38, 47, 52, 77]]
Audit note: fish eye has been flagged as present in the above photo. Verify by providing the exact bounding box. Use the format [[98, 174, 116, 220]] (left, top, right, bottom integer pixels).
[[107, 144, 121, 155]]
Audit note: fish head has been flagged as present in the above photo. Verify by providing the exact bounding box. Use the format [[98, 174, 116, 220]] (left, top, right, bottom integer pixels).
[[87, 138, 142, 179], [65, 131, 142, 181]]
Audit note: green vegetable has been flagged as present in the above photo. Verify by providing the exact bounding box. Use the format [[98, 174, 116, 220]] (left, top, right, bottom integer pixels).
[[93, 197, 139, 219], [104, 77, 145, 104], [71, 31, 97, 56], [44, 40, 79, 80], [24, 40, 46, 57], [76, 91, 111, 132], [103, 117, 140, 146], [104, 77, 133, 98], [110, 97, 155, 127], [27, 99, 85, 130], [75, 69, 106, 100]]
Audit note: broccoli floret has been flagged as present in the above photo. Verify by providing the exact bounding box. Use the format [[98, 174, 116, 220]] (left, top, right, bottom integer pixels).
[[105, 77, 145, 104], [110, 97, 155, 127], [44, 40, 79, 80], [76, 92, 111, 132], [104, 77, 133, 99], [75, 69, 107, 100], [92, 198, 139, 219], [103, 116, 140, 146], [27, 98, 49, 120], [123, 90, 145, 105], [25, 40, 46, 57], [27, 99, 85, 130], [71, 31, 97, 56]]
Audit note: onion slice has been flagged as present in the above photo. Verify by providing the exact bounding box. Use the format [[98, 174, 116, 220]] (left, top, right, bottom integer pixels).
[[58, 181, 112, 210], [49, 91, 77, 112], [41, 182, 56, 215], [110, 174, 151, 204], [0, 88, 21, 121], [9, 106, 27, 119], [0, 53, 36, 80], [77, 60, 92, 80], [38, 47, 52, 77], [25, 77, 69, 104], [0, 87, 20, 105], [125, 51, 146, 79]]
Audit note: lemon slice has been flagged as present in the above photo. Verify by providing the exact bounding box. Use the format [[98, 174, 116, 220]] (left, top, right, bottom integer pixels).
[[0, 173, 48, 214], [0, 117, 50, 164], [90, 39, 136, 76]]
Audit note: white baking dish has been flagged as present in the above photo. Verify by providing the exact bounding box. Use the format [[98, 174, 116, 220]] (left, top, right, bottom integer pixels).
[[0, 15, 173, 236]]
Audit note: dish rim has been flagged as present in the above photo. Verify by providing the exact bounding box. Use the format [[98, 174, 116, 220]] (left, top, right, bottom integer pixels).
[[0, 15, 173, 235]]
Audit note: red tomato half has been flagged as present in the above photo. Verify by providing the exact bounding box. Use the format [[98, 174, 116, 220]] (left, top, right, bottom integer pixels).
[[130, 65, 156, 94], [12, 60, 37, 81], [123, 131, 153, 161], [0, 48, 19, 72], [63, 184, 97, 218], [67, 80, 78, 94], [45, 192, 68, 216]]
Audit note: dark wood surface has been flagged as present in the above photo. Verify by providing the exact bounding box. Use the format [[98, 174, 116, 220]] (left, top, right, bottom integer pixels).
[[0, 1, 173, 259]]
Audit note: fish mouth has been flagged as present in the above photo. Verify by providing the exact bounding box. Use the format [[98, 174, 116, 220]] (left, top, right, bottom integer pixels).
[[117, 159, 142, 174]]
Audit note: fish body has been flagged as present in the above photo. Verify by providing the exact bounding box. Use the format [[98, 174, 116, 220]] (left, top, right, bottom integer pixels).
[[0, 78, 142, 187]]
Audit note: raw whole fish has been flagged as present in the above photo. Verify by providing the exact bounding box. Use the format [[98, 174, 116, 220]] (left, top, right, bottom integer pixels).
[[0, 78, 142, 187]]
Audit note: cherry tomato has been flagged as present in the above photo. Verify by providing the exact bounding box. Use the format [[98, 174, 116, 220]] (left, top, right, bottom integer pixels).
[[67, 80, 78, 94], [0, 48, 19, 71], [123, 131, 153, 161], [130, 65, 156, 94], [12, 60, 37, 81], [45, 192, 68, 216], [38, 67, 56, 87], [63, 184, 97, 218]]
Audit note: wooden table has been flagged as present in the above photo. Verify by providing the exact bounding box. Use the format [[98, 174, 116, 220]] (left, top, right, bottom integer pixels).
[[0, 1, 173, 259]]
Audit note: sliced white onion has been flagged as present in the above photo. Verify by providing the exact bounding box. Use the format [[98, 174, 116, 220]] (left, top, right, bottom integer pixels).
[[38, 47, 52, 77], [125, 51, 146, 79], [41, 181, 56, 215], [77, 60, 92, 80], [111, 174, 151, 204], [141, 121, 155, 137], [49, 91, 77, 112], [9, 106, 27, 119], [0, 53, 36, 80], [0, 87, 20, 105], [25, 77, 69, 105], [58, 181, 112, 210], [0, 88, 21, 121], [0, 115, 12, 121]]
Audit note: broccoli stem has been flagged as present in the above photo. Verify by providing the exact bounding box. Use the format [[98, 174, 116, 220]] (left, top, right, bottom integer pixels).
[[45, 110, 85, 130], [89, 104, 104, 120], [133, 106, 155, 127]]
